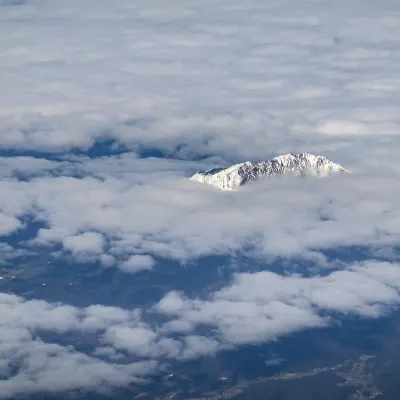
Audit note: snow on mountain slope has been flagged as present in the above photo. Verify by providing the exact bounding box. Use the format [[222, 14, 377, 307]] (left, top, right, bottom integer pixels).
[[190, 153, 347, 191]]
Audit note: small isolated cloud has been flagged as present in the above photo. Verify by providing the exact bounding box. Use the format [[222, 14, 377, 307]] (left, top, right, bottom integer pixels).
[[62, 231, 105, 262], [100, 254, 116, 267], [119, 255, 155, 274], [264, 352, 285, 367]]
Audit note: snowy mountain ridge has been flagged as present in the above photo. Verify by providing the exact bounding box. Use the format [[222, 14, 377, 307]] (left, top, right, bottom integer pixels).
[[190, 153, 347, 191]]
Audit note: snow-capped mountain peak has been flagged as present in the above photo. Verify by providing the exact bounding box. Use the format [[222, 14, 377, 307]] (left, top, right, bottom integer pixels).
[[190, 153, 347, 191]]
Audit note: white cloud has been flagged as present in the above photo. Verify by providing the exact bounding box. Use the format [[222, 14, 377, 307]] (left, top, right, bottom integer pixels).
[[181, 336, 221, 359], [0, 0, 398, 166], [0, 243, 35, 265], [317, 120, 367, 136], [1, 260, 400, 397], [0, 293, 159, 398], [63, 231, 105, 255], [0, 213, 22, 236], [100, 253, 116, 267], [0, 156, 59, 179], [155, 261, 400, 346], [80, 305, 137, 331], [0, 160, 396, 266], [1, 0, 400, 397], [0, 339, 157, 398], [156, 291, 188, 315], [102, 326, 157, 356], [264, 352, 285, 367], [119, 255, 155, 274]]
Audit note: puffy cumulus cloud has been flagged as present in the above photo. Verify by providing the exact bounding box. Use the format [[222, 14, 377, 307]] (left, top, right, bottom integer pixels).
[[0, 213, 22, 236], [0, 291, 216, 397], [1, 260, 400, 397], [102, 326, 182, 359], [63, 231, 105, 261], [0, 293, 145, 335], [155, 292, 326, 346], [119, 254, 155, 274], [0, 290, 226, 398], [181, 336, 221, 359], [0, 0, 400, 166], [0, 340, 157, 398], [80, 305, 139, 331], [155, 261, 400, 346], [0, 293, 158, 398]]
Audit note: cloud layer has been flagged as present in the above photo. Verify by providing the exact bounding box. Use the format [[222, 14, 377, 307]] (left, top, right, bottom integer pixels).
[[0, 154, 400, 265], [0, 0, 400, 166], [1, 0, 400, 398]]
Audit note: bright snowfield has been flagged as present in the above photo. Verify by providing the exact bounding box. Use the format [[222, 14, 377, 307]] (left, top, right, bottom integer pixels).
[[1, 0, 400, 399], [190, 153, 348, 190]]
